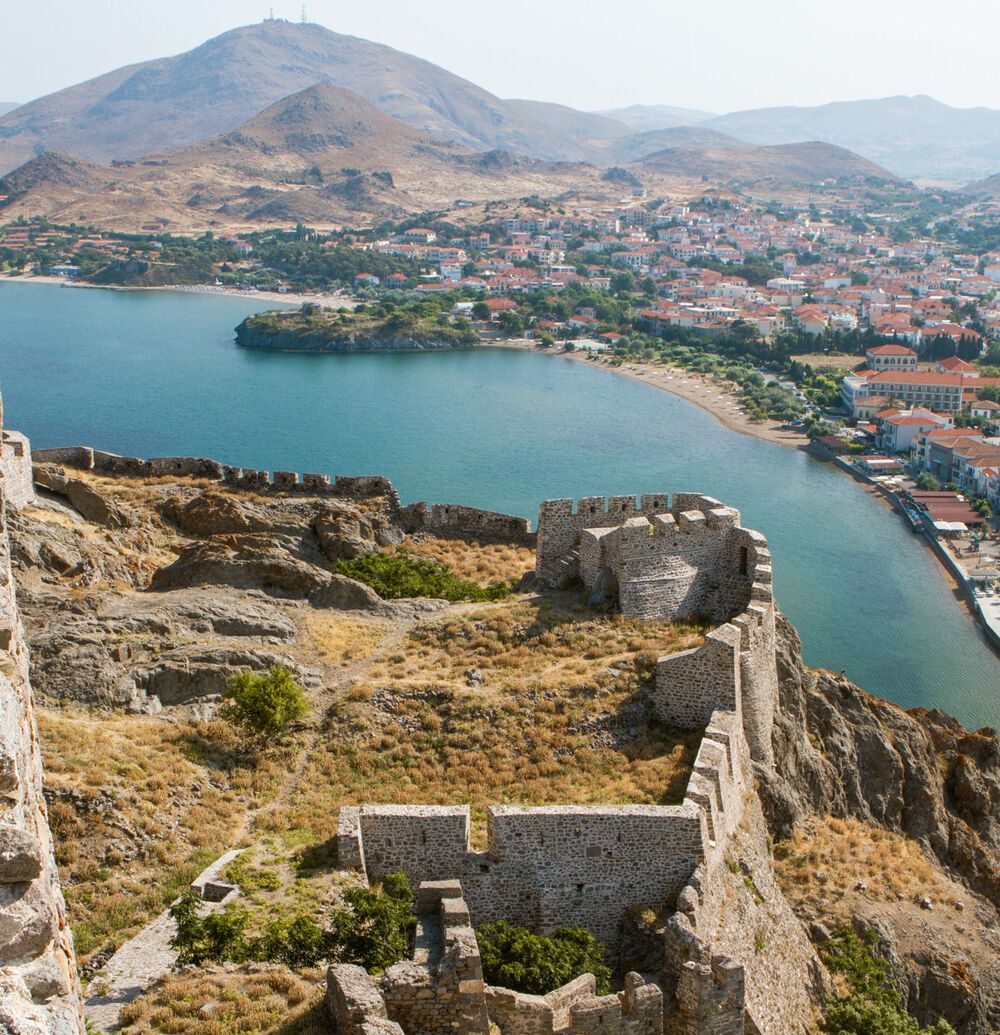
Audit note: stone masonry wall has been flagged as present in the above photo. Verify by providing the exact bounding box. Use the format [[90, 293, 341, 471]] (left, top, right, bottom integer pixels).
[[32, 447, 536, 546], [0, 430, 35, 509], [0, 478, 84, 1033], [536, 495, 670, 587], [486, 972, 664, 1035], [345, 805, 707, 955], [334, 490, 807, 1035], [399, 502, 534, 545], [327, 884, 664, 1035], [32, 446, 403, 509], [644, 509, 778, 767]]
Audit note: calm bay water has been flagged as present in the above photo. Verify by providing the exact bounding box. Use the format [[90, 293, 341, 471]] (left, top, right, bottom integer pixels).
[[0, 281, 997, 727]]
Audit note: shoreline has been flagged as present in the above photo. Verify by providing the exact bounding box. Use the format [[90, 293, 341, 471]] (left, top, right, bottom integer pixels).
[[0, 273, 351, 308], [484, 339, 808, 450]]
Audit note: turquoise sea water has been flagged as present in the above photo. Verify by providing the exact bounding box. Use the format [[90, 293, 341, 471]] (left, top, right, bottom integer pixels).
[[0, 281, 997, 728]]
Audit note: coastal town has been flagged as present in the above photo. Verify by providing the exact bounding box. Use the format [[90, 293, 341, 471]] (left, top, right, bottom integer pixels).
[[4, 183, 1000, 646]]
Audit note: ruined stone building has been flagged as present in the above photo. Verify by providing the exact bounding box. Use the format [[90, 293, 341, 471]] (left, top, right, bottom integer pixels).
[[330, 493, 821, 1035]]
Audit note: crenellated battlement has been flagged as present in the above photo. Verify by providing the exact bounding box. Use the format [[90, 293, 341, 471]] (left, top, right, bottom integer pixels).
[[32, 446, 404, 509]]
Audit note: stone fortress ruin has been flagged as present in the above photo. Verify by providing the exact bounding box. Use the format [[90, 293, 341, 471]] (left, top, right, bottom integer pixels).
[[0, 397, 818, 1034], [330, 493, 818, 1035]]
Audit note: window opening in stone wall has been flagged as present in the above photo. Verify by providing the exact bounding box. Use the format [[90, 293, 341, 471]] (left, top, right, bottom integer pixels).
[[739, 546, 749, 575]]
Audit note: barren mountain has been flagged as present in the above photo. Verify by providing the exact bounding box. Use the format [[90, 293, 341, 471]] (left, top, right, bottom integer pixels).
[[0, 20, 608, 174], [0, 102, 18, 117], [702, 95, 1000, 183], [596, 103, 716, 132], [0, 84, 604, 230], [634, 140, 903, 187], [504, 99, 630, 150], [604, 125, 744, 165], [962, 171, 1000, 197]]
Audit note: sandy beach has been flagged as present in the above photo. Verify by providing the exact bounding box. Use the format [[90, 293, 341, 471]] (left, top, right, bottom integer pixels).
[[0, 273, 354, 309], [486, 339, 808, 449]]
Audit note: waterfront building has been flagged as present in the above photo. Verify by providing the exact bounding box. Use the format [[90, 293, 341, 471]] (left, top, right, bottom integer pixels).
[[874, 407, 953, 453]]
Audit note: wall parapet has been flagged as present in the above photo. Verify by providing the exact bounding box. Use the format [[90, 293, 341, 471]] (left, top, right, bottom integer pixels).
[[32, 446, 403, 508], [399, 501, 535, 545], [344, 804, 707, 955]]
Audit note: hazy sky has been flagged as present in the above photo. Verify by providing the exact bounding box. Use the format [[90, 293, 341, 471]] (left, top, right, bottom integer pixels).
[[3, 0, 998, 114]]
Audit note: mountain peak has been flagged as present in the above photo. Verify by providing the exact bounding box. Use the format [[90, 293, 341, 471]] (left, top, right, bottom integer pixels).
[[0, 21, 599, 175]]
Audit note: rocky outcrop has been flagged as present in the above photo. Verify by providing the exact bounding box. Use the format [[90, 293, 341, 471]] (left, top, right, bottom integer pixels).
[[760, 615, 999, 906], [33, 465, 135, 528], [150, 535, 332, 595], [18, 588, 299, 707], [760, 614, 1000, 1034], [314, 507, 378, 561], [308, 574, 383, 611]]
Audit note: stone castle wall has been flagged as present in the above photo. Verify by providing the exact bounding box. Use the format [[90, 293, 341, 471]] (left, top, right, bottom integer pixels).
[[32, 447, 537, 546], [536, 494, 670, 587], [338, 803, 708, 954], [398, 501, 534, 545], [538, 493, 763, 629], [0, 477, 83, 1032], [327, 883, 665, 1035], [0, 429, 35, 509], [333, 490, 805, 1034], [32, 446, 403, 509]]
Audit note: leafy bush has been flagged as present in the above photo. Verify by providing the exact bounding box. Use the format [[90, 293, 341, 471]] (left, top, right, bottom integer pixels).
[[336, 549, 512, 602], [170, 872, 415, 971], [220, 665, 308, 743], [821, 928, 955, 1035], [477, 920, 611, 996]]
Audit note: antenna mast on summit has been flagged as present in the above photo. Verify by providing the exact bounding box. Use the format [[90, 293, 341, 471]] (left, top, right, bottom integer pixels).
[[301, 5, 307, 22]]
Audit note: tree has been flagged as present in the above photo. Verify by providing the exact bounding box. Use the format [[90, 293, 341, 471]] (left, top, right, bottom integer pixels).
[[330, 872, 415, 972], [169, 872, 415, 972], [610, 270, 635, 295], [472, 300, 491, 321], [478, 921, 611, 996], [821, 928, 955, 1035], [220, 665, 308, 743]]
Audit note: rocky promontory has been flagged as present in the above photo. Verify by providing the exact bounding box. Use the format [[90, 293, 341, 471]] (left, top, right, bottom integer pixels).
[[235, 305, 479, 352]]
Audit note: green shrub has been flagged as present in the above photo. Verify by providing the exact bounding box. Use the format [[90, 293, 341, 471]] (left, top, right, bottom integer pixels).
[[821, 928, 955, 1035], [169, 873, 415, 971], [220, 665, 308, 743], [477, 920, 611, 996], [336, 549, 512, 602]]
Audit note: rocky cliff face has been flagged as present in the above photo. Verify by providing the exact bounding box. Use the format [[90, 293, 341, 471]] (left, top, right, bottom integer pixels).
[[0, 485, 83, 1033], [761, 614, 1000, 1033], [762, 615, 999, 902]]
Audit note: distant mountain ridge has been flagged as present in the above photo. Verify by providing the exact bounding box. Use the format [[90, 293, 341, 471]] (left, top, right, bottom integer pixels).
[[0, 84, 609, 229], [5, 22, 993, 190], [634, 140, 901, 187], [701, 95, 1000, 183], [597, 103, 716, 132], [0, 102, 18, 117]]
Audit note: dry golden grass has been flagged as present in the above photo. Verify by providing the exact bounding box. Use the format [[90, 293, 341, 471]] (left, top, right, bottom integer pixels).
[[118, 966, 326, 1034], [390, 536, 535, 587], [264, 598, 705, 850], [297, 611, 392, 668], [38, 708, 299, 962], [773, 815, 962, 911]]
